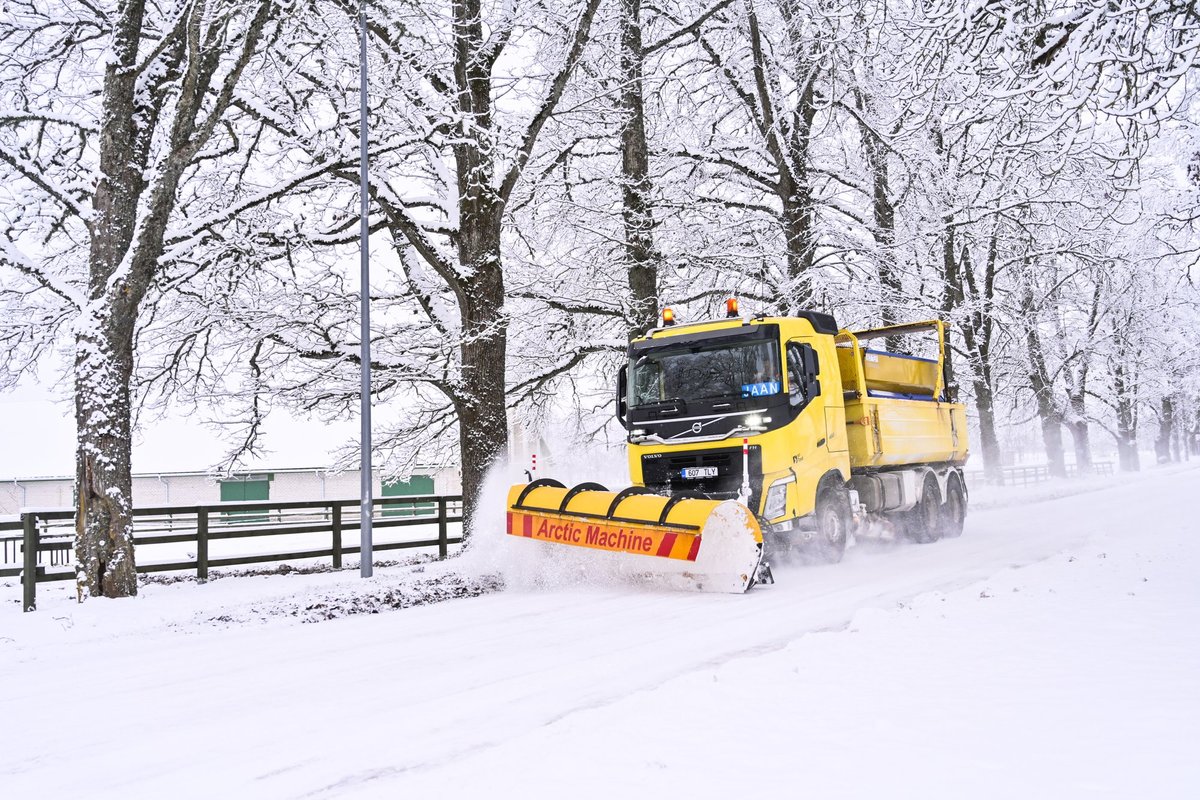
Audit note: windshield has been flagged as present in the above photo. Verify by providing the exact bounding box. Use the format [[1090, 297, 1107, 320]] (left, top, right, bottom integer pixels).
[[630, 338, 782, 407]]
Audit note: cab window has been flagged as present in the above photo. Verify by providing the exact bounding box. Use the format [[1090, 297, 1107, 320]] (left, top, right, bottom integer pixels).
[[786, 342, 821, 409]]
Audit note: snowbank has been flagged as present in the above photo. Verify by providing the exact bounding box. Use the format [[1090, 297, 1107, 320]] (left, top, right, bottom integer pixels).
[[1, 464, 1196, 798]]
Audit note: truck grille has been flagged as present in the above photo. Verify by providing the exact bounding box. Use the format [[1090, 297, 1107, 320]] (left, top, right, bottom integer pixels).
[[641, 445, 763, 511]]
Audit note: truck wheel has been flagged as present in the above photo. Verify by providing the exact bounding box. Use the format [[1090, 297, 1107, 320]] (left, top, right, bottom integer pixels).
[[904, 475, 942, 544], [812, 486, 850, 563], [940, 475, 966, 539]]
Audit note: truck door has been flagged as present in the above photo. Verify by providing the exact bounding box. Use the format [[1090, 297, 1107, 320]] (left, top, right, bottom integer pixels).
[[788, 339, 847, 454]]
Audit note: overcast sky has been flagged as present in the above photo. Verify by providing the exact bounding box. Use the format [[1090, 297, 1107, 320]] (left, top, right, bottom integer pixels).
[[0, 379, 359, 479]]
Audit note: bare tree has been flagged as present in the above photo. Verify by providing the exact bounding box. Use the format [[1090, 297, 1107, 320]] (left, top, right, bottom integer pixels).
[[178, 0, 608, 534], [619, 0, 661, 337], [0, 0, 281, 598]]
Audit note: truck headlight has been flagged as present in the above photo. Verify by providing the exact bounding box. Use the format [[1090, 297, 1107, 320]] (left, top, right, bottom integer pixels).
[[763, 480, 789, 520], [745, 414, 772, 431]]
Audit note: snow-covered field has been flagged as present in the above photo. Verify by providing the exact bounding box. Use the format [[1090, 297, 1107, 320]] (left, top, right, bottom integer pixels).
[[2, 464, 1198, 798]]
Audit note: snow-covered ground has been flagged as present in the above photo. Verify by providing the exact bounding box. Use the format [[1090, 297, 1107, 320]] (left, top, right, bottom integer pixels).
[[2, 463, 1198, 798]]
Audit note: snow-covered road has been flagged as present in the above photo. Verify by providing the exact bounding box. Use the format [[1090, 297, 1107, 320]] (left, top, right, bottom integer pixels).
[[2, 465, 1198, 798]]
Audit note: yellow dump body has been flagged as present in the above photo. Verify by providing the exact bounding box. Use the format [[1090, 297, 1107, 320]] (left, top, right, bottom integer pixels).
[[842, 395, 969, 468], [837, 347, 941, 397], [836, 322, 969, 468]]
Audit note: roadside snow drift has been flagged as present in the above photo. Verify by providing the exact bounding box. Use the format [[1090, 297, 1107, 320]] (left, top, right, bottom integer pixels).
[[1, 463, 1197, 799]]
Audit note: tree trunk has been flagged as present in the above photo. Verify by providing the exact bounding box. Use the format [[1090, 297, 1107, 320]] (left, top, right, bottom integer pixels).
[[860, 115, 902, 330], [619, 0, 658, 339], [776, 78, 818, 313], [1067, 389, 1093, 475], [377, 0, 598, 537], [973, 376, 1004, 482], [938, 208, 1003, 482], [1155, 395, 1176, 464], [1188, 409, 1199, 457], [73, 1, 149, 599], [74, 312, 138, 598], [964, 364, 1004, 482], [968, 352, 1003, 482], [72, 0, 274, 597], [1020, 276, 1066, 477], [456, 250, 509, 538], [451, 0, 509, 537], [1117, 429, 1140, 471], [746, 2, 817, 313], [781, 194, 816, 312], [1039, 416, 1067, 478], [1113, 359, 1140, 472]]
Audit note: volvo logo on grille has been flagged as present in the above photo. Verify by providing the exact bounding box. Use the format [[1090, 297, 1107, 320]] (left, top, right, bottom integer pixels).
[[691, 422, 703, 433]]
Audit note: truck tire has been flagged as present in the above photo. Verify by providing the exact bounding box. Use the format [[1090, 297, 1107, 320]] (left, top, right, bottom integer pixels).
[[811, 485, 850, 563], [940, 474, 966, 539], [903, 474, 942, 544]]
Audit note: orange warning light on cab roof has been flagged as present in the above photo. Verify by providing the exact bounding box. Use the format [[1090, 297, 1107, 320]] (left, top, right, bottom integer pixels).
[[726, 297, 739, 317], [662, 307, 676, 325]]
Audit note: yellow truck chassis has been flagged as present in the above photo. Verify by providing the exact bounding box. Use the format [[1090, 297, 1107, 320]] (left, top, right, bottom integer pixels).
[[506, 309, 969, 591]]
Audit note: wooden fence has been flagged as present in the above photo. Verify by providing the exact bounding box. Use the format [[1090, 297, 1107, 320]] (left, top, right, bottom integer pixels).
[[0, 495, 463, 612], [964, 461, 1114, 488]]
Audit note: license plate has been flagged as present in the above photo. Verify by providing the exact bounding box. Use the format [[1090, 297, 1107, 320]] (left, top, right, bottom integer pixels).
[[681, 467, 718, 479]]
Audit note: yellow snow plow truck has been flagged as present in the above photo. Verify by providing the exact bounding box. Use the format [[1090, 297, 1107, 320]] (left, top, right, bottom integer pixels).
[[506, 302, 969, 593]]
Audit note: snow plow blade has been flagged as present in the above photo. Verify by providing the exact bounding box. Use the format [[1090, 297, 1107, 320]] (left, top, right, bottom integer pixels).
[[506, 480, 765, 593]]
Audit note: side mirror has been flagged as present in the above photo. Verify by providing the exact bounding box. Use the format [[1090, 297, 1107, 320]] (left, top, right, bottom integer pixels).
[[801, 343, 819, 377], [616, 365, 629, 428], [787, 343, 822, 407]]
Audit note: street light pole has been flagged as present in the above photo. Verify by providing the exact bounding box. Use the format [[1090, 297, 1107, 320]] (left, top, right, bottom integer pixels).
[[358, 0, 373, 578]]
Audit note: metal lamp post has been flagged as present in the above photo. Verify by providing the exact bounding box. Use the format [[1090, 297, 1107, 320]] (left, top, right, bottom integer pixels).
[[358, 0, 373, 578]]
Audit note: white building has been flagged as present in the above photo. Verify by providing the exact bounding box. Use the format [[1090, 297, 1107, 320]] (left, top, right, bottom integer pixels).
[[0, 466, 460, 516]]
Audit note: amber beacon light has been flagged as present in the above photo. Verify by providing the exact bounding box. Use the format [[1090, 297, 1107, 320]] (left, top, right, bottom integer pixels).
[[662, 307, 676, 326], [725, 297, 739, 317]]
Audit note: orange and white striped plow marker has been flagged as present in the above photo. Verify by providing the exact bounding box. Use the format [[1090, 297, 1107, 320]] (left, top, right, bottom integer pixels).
[[506, 481, 765, 593]]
